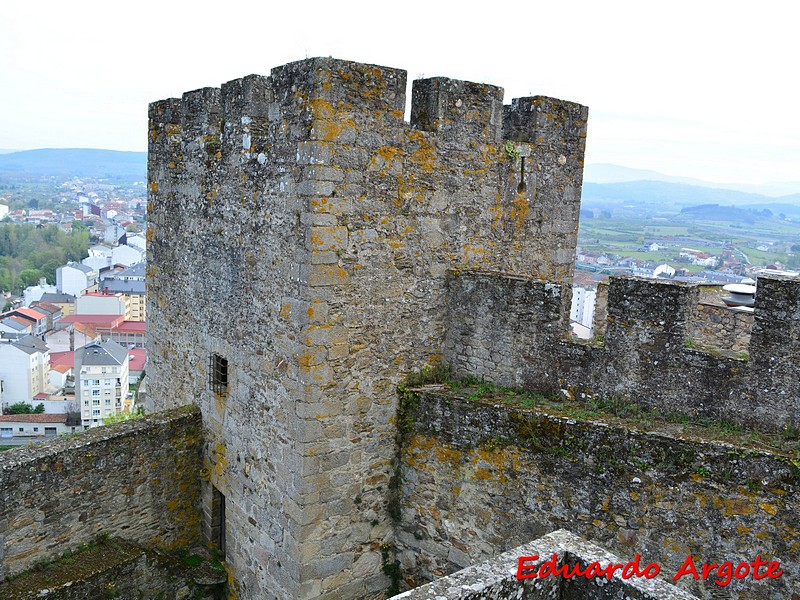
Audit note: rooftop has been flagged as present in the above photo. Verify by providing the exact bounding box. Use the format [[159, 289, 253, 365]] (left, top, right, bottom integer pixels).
[[77, 340, 129, 366], [39, 292, 76, 304], [128, 348, 146, 371], [11, 335, 49, 355], [61, 314, 124, 327], [0, 414, 67, 424], [113, 321, 146, 333], [62, 262, 94, 274], [51, 350, 76, 369]]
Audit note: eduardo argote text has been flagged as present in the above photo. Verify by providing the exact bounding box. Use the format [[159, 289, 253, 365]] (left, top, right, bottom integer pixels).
[[517, 553, 783, 587]]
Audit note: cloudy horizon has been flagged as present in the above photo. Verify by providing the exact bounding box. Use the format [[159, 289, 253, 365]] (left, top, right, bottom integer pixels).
[[2, 0, 797, 186]]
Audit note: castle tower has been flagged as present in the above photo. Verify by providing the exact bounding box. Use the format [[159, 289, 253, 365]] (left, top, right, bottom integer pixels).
[[147, 58, 588, 599]]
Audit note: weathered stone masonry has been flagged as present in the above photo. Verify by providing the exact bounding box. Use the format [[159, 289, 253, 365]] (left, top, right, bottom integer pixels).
[[445, 270, 800, 431], [147, 58, 587, 599], [397, 392, 799, 599], [146, 56, 799, 599], [0, 55, 795, 600], [0, 406, 202, 579]]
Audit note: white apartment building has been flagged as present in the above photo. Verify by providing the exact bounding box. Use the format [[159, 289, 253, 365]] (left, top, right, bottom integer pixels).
[[570, 285, 597, 339], [76, 293, 128, 318], [57, 262, 98, 298], [0, 336, 50, 407], [74, 340, 130, 428]]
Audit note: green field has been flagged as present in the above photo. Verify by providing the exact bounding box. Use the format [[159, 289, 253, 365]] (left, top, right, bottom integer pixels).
[[578, 212, 800, 271]]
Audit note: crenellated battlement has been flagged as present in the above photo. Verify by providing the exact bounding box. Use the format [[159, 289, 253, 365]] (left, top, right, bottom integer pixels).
[[147, 57, 589, 599], [445, 269, 800, 431]]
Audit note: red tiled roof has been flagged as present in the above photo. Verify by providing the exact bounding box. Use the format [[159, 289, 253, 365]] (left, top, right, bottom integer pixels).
[[51, 364, 71, 374], [13, 307, 47, 321], [6, 315, 32, 328], [0, 414, 67, 423], [31, 301, 62, 314], [113, 321, 146, 333], [73, 322, 99, 338], [50, 351, 75, 368], [128, 348, 147, 371], [60, 314, 124, 327]]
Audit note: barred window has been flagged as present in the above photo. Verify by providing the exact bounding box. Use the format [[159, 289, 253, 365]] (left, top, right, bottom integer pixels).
[[210, 354, 229, 394]]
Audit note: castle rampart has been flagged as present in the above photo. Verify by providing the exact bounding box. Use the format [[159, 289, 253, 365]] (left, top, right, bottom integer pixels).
[[147, 57, 588, 598], [396, 390, 799, 599], [0, 406, 202, 579], [446, 270, 800, 431]]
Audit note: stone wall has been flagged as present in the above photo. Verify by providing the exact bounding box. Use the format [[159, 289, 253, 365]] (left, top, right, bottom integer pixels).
[[147, 57, 588, 599], [692, 302, 753, 353], [0, 540, 223, 600], [445, 270, 800, 431], [396, 392, 799, 599], [0, 406, 202, 579]]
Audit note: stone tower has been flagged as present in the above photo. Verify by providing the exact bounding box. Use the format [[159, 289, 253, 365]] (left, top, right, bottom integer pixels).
[[147, 57, 587, 599]]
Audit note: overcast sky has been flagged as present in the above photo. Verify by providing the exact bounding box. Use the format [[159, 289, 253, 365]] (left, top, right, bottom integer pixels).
[[2, 0, 798, 185]]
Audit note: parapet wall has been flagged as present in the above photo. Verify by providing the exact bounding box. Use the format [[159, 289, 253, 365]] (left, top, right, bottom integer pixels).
[[396, 392, 799, 599], [445, 270, 800, 431], [692, 302, 753, 353], [0, 406, 202, 579], [147, 57, 588, 599]]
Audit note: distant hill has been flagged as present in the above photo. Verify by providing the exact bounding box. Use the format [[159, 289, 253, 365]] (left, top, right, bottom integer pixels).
[[677, 203, 776, 222], [0, 149, 146, 181], [584, 163, 800, 197], [584, 163, 709, 187], [582, 180, 800, 212]]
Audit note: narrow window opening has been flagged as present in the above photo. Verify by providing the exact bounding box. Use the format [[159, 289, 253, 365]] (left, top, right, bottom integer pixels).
[[517, 156, 527, 194], [210, 353, 229, 394], [211, 487, 226, 558]]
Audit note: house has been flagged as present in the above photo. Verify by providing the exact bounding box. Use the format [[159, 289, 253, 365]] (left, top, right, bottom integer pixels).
[[1, 307, 49, 336], [125, 234, 146, 252], [106, 321, 146, 348], [103, 225, 127, 245], [83, 245, 114, 273], [82, 255, 111, 274], [0, 414, 72, 439], [59, 314, 125, 332], [0, 335, 50, 406], [56, 262, 98, 298], [99, 263, 146, 321], [49, 362, 73, 392], [23, 280, 58, 306], [45, 322, 100, 352], [76, 292, 128, 319], [679, 248, 718, 268], [570, 285, 597, 338], [653, 264, 676, 278], [39, 292, 77, 317], [127, 348, 147, 384], [74, 340, 130, 427], [111, 245, 143, 267], [577, 251, 599, 265], [29, 301, 63, 331], [0, 315, 32, 338]]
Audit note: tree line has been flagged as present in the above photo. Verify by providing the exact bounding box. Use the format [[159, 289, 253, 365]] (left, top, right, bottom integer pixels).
[[0, 223, 89, 293]]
